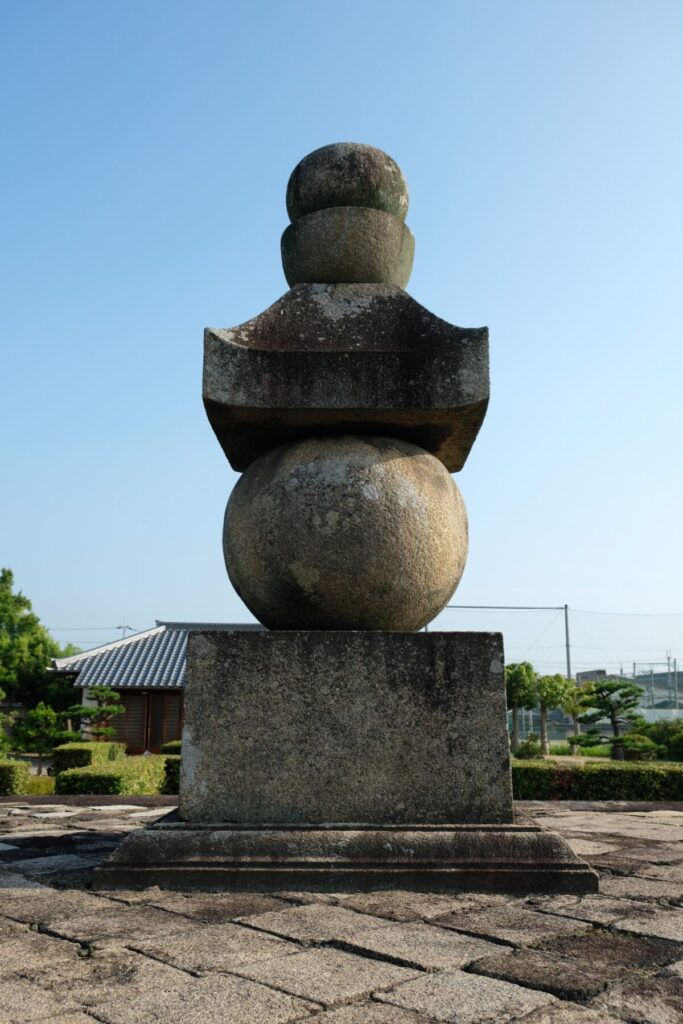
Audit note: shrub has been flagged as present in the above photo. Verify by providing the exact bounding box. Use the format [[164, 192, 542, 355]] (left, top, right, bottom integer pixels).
[[52, 741, 125, 774], [0, 759, 31, 795], [515, 734, 543, 760], [160, 740, 182, 755], [55, 755, 167, 795], [636, 719, 683, 761], [620, 734, 666, 762], [163, 755, 181, 794], [25, 775, 56, 795], [512, 759, 683, 800]]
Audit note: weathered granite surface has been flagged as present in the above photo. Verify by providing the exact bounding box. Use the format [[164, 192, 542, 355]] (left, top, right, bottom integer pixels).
[[179, 630, 512, 825], [203, 284, 489, 472], [2, 800, 682, 1023], [282, 207, 415, 287], [282, 143, 413, 288], [285, 143, 410, 222], [223, 436, 468, 631]]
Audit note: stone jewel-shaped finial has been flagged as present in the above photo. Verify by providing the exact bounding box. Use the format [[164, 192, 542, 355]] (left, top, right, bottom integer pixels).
[[281, 143, 415, 288]]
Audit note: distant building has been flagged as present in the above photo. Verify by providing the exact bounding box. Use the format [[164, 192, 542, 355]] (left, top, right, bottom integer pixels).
[[575, 666, 681, 714], [51, 621, 263, 753], [576, 669, 608, 683]]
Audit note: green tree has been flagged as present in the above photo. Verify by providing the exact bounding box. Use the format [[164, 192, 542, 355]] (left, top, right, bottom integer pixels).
[[578, 679, 644, 740], [561, 681, 588, 746], [65, 685, 125, 741], [535, 674, 573, 755], [0, 686, 15, 755], [505, 662, 537, 753], [12, 702, 77, 774], [0, 568, 80, 710]]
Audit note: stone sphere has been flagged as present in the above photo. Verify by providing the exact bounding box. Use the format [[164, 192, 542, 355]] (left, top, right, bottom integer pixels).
[[286, 143, 409, 222], [223, 435, 468, 631]]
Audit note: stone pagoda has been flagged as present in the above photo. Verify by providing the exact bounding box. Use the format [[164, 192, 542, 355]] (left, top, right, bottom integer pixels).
[[95, 143, 597, 893]]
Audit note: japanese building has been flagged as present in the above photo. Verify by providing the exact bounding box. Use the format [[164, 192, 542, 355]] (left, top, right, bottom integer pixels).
[[51, 622, 263, 753]]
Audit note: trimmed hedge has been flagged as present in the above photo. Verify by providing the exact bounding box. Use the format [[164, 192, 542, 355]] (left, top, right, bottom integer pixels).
[[25, 775, 56, 795], [160, 740, 182, 755], [163, 755, 181, 794], [55, 755, 167, 795], [52, 742, 125, 774], [512, 759, 683, 800], [0, 759, 31, 795]]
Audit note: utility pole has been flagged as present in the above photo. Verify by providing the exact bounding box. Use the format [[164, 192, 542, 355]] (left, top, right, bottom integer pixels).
[[446, 603, 572, 679], [564, 604, 572, 680], [675, 658, 679, 711]]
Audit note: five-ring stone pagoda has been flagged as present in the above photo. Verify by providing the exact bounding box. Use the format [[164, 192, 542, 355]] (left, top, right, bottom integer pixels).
[[95, 143, 597, 893]]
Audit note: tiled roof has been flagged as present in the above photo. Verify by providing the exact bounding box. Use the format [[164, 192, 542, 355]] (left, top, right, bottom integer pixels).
[[52, 622, 263, 689]]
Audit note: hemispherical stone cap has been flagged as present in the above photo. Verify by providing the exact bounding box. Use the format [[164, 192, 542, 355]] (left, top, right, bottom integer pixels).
[[223, 435, 468, 631], [281, 207, 415, 287], [286, 143, 409, 222]]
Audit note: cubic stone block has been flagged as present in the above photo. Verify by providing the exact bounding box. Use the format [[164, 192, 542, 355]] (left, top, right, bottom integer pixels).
[[179, 629, 513, 825]]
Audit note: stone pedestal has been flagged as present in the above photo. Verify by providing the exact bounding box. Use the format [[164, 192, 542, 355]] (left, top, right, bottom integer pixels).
[[93, 630, 598, 893], [181, 630, 513, 825]]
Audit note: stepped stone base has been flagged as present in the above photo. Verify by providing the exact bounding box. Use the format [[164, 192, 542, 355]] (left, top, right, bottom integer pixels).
[[93, 817, 598, 893], [93, 629, 597, 894]]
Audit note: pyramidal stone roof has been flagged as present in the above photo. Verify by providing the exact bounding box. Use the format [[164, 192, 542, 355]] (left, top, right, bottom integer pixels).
[[52, 622, 263, 689]]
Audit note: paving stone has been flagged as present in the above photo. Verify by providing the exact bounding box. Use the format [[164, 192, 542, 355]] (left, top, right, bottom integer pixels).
[[659, 959, 683, 978], [52, 1015, 103, 1023], [241, 903, 390, 944], [0, 976, 80, 1022], [0, 887, 108, 925], [95, 887, 168, 905], [8, 853, 96, 876], [85, 805, 146, 812], [29, 810, 80, 819], [51, 1015, 102, 1024], [590, 974, 683, 1024], [234, 947, 419, 1007], [338, 890, 506, 923], [342, 920, 511, 971], [126, 808, 169, 818], [17, 945, 219, 1009], [0, 868, 46, 888], [0, 926, 85, 980], [528, 894, 666, 926], [432, 904, 590, 947], [89, 971, 318, 1024], [635, 863, 683, 883], [275, 890, 346, 905], [130, 921, 299, 974], [536, 930, 683, 972], [311, 1005, 429, 1022], [515, 1006, 624, 1023], [376, 968, 557, 1022], [564, 839, 619, 857], [600, 876, 683, 902], [148, 891, 289, 923], [45, 903, 180, 944], [471, 947, 622, 1002], [0, 916, 26, 937], [613, 909, 683, 942]]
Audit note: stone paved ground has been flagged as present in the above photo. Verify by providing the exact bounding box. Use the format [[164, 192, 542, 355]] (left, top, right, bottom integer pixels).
[[0, 800, 682, 1023]]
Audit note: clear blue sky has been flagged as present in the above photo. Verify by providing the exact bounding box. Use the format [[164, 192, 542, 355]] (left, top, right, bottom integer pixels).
[[2, 1, 682, 673]]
